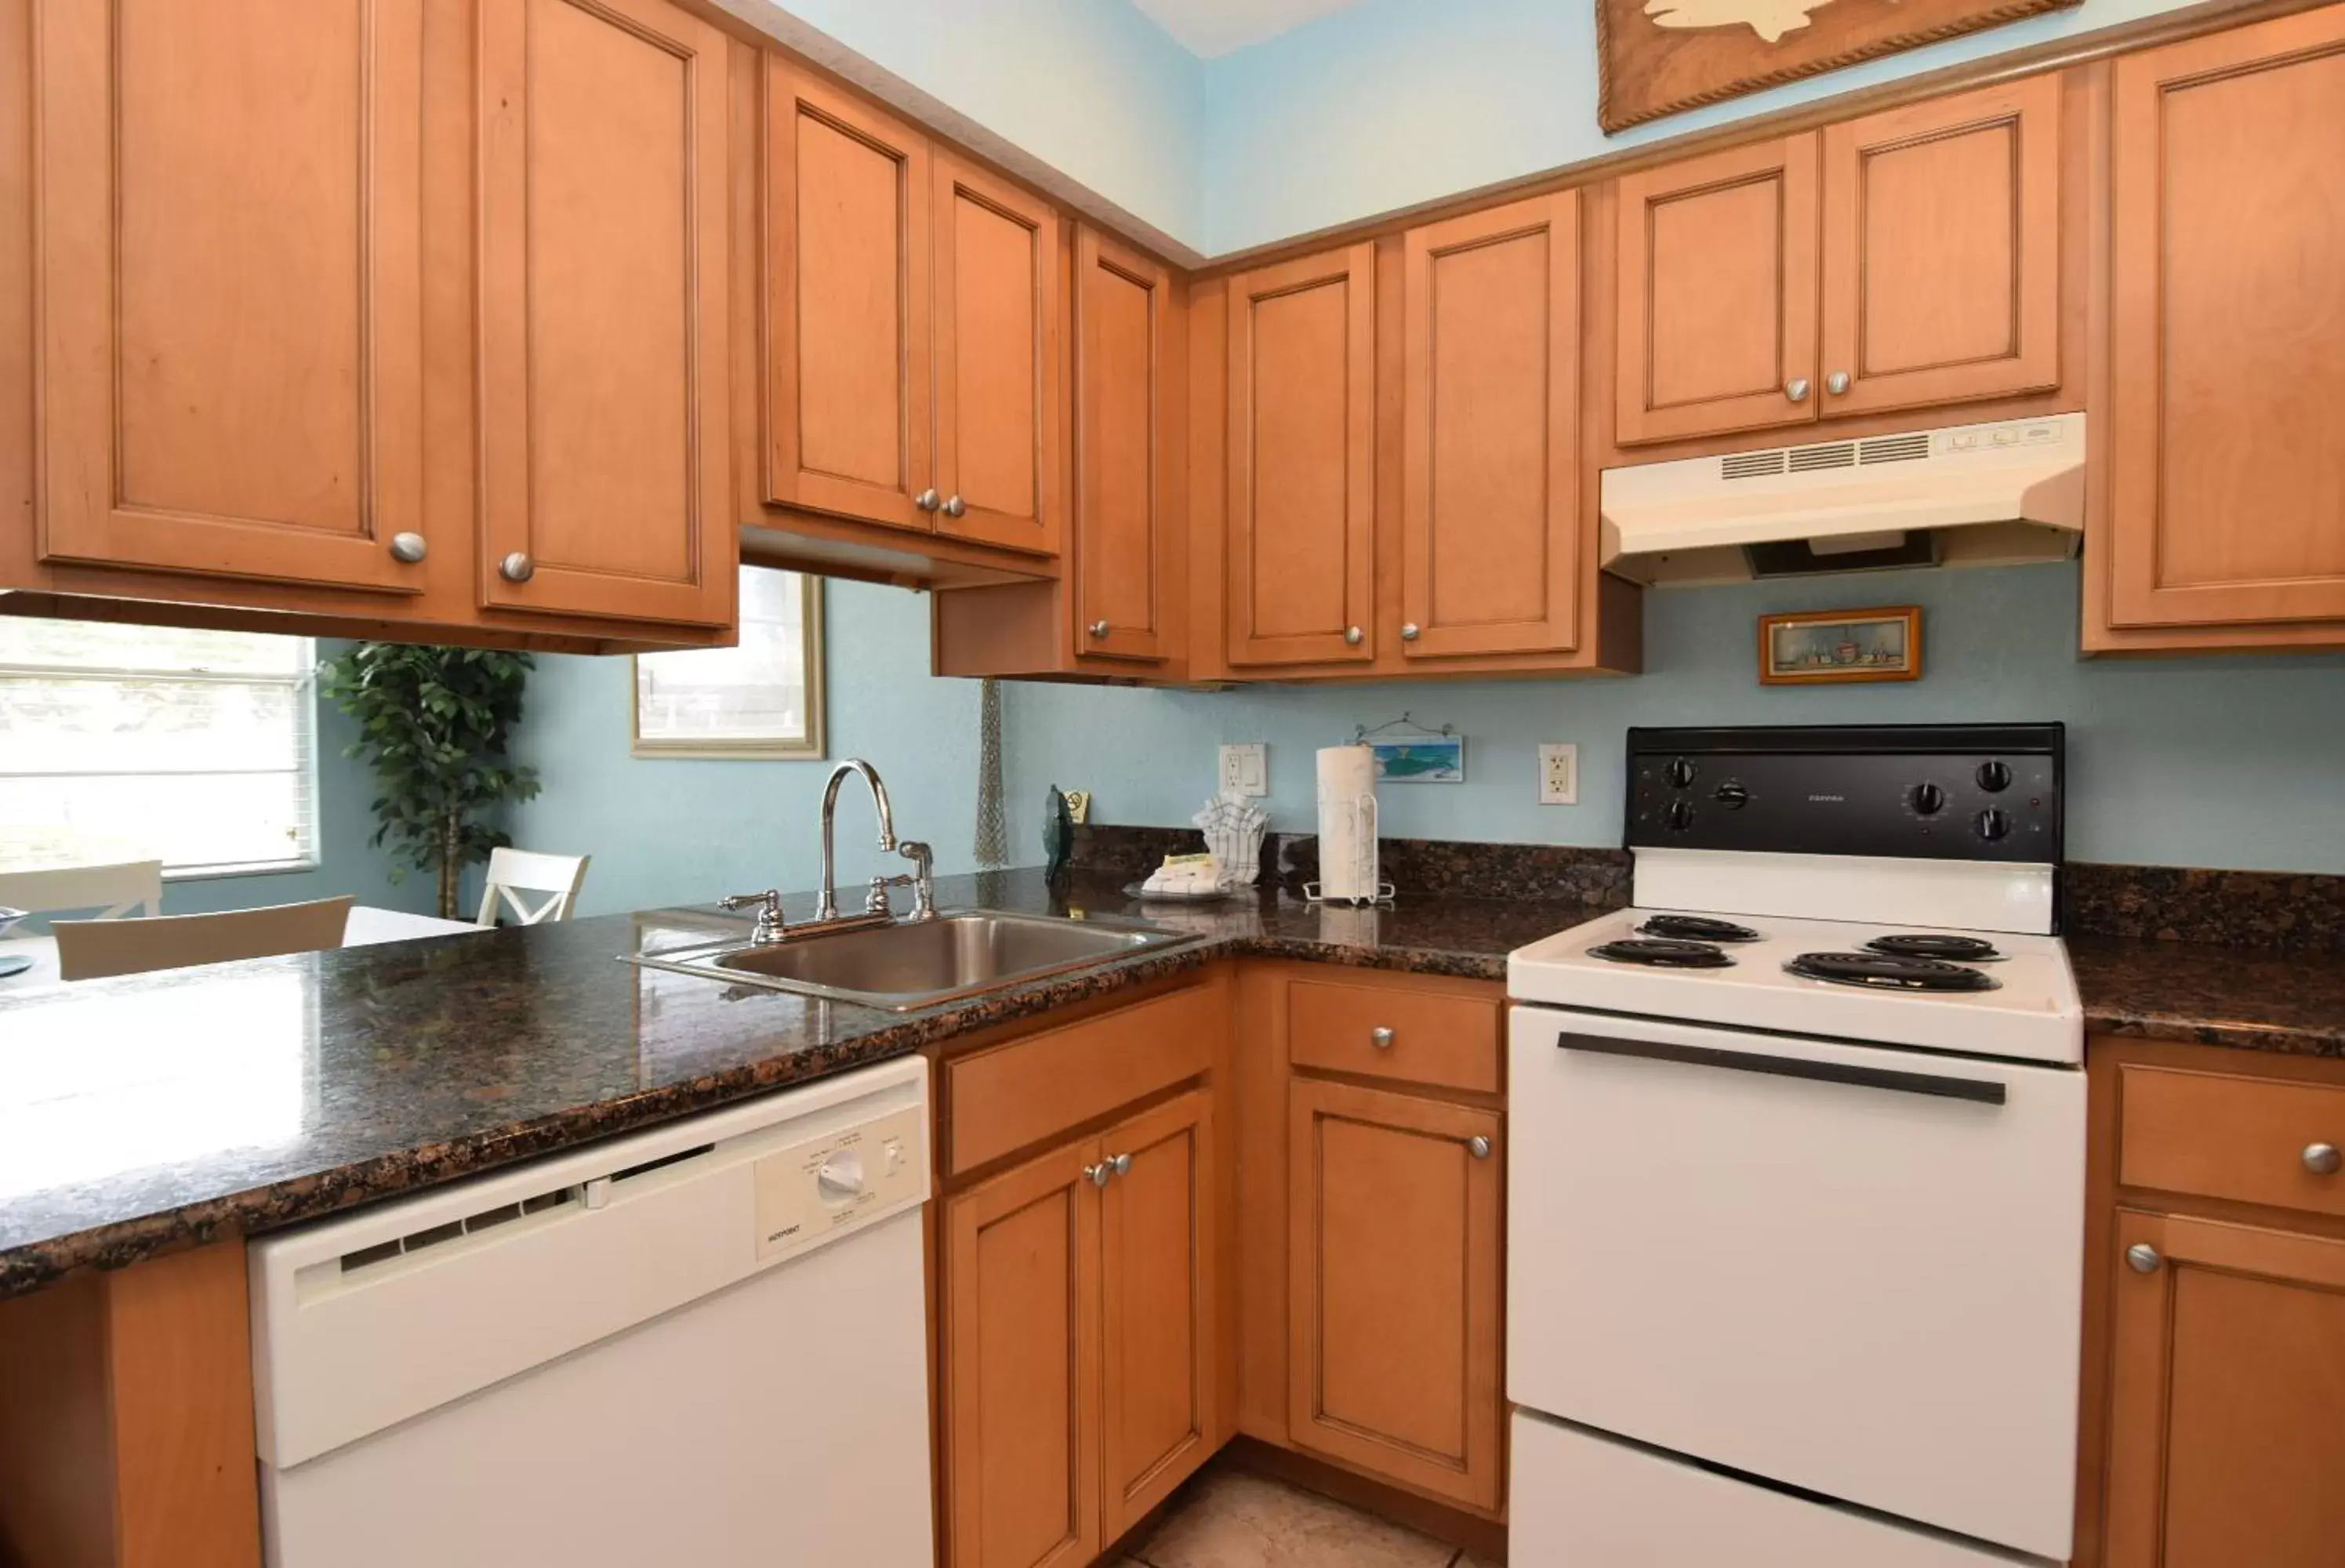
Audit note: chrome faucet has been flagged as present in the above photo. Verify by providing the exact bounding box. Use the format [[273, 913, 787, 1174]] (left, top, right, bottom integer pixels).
[[817, 760, 897, 922], [724, 759, 936, 938]]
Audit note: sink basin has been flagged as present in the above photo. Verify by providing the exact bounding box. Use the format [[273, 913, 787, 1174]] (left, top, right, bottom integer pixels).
[[626, 909, 1199, 1011]]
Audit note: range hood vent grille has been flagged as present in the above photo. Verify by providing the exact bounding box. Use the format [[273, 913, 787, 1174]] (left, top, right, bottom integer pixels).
[[1860, 431, 1933, 465]]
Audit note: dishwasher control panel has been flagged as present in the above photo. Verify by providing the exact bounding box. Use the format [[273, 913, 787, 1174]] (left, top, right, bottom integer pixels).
[[753, 1102, 925, 1262]]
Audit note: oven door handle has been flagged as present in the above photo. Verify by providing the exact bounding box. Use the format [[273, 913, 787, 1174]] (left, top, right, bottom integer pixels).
[[1555, 1031, 2009, 1105]]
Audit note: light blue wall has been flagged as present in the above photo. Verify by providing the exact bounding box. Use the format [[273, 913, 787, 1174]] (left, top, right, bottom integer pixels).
[[1003, 564, 2345, 874], [503, 581, 984, 918], [1198, 0, 2197, 252], [760, 0, 1207, 247]]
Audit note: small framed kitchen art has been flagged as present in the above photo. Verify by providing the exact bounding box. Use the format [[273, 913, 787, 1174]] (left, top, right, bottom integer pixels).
[[1759, 605, 1922, 684]]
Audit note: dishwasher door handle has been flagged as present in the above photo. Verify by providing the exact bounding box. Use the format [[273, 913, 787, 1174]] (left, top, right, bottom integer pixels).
[[1555, 1031, 2008, 1105]]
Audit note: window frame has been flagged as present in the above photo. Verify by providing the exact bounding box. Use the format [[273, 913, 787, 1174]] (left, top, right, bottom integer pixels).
[[629, 569, 827, 760]]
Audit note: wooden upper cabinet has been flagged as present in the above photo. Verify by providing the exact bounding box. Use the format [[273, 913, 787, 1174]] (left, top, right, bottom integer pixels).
[[1615, 137, 1819, 446], [1401, 192, 1581, 660], [2104, 1210, 2345, 1566], [764, 64, 934, 532], [1287, 1077, 1503, 1512], [2106, 9, 2345, 630], [1820, 75, 2062, 418], [933, 157, 1064, 557], [1225, 243, 1377, 667], [1074, 228, 1175, 662], [32, 0, 427, 595], [942, 1138, 1102, 1568], [477, 0, 735, 626], [1098, 1091, 1218, 1542]]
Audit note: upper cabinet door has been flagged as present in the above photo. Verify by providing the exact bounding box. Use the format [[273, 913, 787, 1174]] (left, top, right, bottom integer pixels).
[[1073, 228, 1174, 662], [1401, 192, 1581, 660], [477, 0, 735, 626], [34, 0, 427, 594], [1225, 243, 1378, 667], [933, 156, 1064, 557], [1820, 76, 2063, 419], [1615, 136, 1820, 446], [2107, 9, 2345, 629], [765, 65, 934, 532]]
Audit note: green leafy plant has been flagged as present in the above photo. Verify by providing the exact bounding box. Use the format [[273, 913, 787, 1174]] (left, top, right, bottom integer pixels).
[[318, 644, 542, 919]]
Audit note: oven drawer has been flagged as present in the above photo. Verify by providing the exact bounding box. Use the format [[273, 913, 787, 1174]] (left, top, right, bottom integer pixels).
[[1288, 975, 1499, 1094], [2121, 1065, 2345, 1218], [1507, 1005, 2085, 1561]]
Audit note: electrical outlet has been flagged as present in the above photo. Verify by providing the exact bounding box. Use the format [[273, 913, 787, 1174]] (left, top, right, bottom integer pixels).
[[1539, 744, 1578, 806], [1219, 742, 1268, 797]]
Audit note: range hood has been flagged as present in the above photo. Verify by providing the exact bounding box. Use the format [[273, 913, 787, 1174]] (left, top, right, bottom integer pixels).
[[1600, 413, 2085, 586]]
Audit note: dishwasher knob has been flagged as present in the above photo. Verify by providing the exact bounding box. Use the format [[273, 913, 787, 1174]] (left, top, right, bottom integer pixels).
[[816, 1151, 866, 1203]]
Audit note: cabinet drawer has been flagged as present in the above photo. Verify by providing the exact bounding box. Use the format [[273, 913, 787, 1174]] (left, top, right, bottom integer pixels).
[[2120, 1065, 2345, 1218], [1288, 975, 1501, 1094], [946, 982, 1220, 1175]]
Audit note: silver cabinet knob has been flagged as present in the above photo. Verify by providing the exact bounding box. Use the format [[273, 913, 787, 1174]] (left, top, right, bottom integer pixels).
[[1084, 1162, 1112, 1188], [498, 551, 534, 583], [2304, 1142, 2342, 1176], [1784, 377, 1811, 403], [1400, 623, 1421, 641], [1111, 1152, 1132, 1177], [2125, 1243, 2162, 1274], [1370, 1026, 1395, 1049], [942, 494, 967, 518], [1826, 371, 1851, 396], [1468, 1135, 1492, 1160], [389, 532, 428, 564], [913, 488, 941, 512], [1343, 626, 1363, 646], [1087, 619, 1111, 639]]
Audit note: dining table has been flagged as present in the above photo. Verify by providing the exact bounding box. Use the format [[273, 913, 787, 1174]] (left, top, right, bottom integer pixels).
[[0, 905, 481, 990]]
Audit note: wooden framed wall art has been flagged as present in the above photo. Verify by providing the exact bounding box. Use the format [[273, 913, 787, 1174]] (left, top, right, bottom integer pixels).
[[1759, 605, 1921, 684], [1597, 0, 2080, 132]]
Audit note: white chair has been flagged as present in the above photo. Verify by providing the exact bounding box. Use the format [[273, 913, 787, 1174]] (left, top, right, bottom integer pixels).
[[52, 896, 353, 982], [477, 849, 590, 927], [0, 859, 164, 921]]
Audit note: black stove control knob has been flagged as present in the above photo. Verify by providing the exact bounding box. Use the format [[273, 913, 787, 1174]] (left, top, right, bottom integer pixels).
[[1974, 807, 2013, 842], [1666, 799, 1697, 832], [1977, 760, 2014, 793], [1664, 757, 1697, 789], [1713, 780, 1751, 810], [1910, 782, 1948, 816]]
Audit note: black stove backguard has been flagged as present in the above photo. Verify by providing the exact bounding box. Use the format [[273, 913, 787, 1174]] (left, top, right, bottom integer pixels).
[[1624, 723, 2065, 868]]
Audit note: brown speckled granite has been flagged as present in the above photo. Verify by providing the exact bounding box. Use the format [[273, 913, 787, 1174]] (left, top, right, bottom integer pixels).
[[2073, 937, 2345, 1057], [2064, 862, 2345, 954], [0, 867, 1562, 1299]]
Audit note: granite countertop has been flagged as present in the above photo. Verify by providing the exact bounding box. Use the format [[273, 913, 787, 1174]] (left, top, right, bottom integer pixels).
[[4, 857, 2336, 1301], [0, 868, 1566, 1300]]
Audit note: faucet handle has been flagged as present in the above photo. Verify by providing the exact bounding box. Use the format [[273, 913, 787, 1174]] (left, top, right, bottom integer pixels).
[[897, 841, 937, 920], [720, 889, 787, 944], [864, 876, 895, 917]]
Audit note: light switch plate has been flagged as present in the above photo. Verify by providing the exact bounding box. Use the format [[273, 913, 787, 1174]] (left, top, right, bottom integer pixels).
[[1539, 744, 1578, 805], [1219, 742, 1268, 797]]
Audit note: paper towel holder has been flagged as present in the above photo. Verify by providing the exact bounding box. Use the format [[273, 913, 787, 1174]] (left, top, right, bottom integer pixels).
[[1303, 794, 1396, 909]]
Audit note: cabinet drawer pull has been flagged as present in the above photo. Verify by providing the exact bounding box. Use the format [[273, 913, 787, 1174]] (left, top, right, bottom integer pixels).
[[1825, 371, 1851, 396], [2125, 1243, 2162, 1274], [1087, 619, 1111, 639], [1400, 623, 1421, 641], [914, 488, 941, 512], [1084, 1162, 1112, 1188], [1784, 376, 1811, 403], [498, 551, 534, 583], [1344, 626, 1363, 646], [2305, 1142, 2342, 1176], [1370, 1027, 1395, 1049], [942, 494, 967, 518], [1468, 1135, 1492, 1160], [389, 532, 427, 564]]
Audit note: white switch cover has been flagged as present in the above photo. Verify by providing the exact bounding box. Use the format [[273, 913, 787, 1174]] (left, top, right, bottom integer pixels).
[[1219, 743, 1268, 797], [1539, 744, 1578, 806]]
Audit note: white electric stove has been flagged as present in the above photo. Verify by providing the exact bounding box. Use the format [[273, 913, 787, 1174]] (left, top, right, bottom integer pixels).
[[1508, 724, 2085, 1566]]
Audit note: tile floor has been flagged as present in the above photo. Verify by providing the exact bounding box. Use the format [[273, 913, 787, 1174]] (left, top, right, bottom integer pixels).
[[1114, 1469, 1495, 1568]]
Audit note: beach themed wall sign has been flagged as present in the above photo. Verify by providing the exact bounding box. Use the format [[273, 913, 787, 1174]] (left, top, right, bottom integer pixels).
[[1595, 0, 2077, 132], [1759, 605, 1922, 684], [1355, 713, 1468, 784]]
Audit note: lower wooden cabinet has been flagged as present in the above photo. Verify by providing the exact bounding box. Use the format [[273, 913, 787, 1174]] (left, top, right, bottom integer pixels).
[[1286, 1076, 1504, 1512], [2103, 1210, 2345, 1566], [941, 1088, 1218, 1568]]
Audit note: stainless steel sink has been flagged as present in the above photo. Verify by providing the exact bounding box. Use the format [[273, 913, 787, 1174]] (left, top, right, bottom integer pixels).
[[626, 909, 1198, 1011]]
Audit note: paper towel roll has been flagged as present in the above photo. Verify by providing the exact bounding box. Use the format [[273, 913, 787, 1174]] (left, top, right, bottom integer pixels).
[[1316, 744, 1378, 902]]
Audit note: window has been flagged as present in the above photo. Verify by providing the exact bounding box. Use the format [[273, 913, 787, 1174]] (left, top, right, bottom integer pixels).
[[632, 568, 826, 757], [0, 619, 319, 878]]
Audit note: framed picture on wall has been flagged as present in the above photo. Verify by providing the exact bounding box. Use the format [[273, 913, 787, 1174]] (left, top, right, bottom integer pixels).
[[632, 568, 826, 757], [1759, 605, 1921, 684]]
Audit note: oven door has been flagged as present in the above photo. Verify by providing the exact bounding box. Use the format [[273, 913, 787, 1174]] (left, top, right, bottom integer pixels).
[[1507, 1005, 2084, 1561]]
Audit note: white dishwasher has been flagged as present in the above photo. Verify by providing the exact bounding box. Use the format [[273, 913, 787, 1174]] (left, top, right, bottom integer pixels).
[[249, 1056, 935, 1568]]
